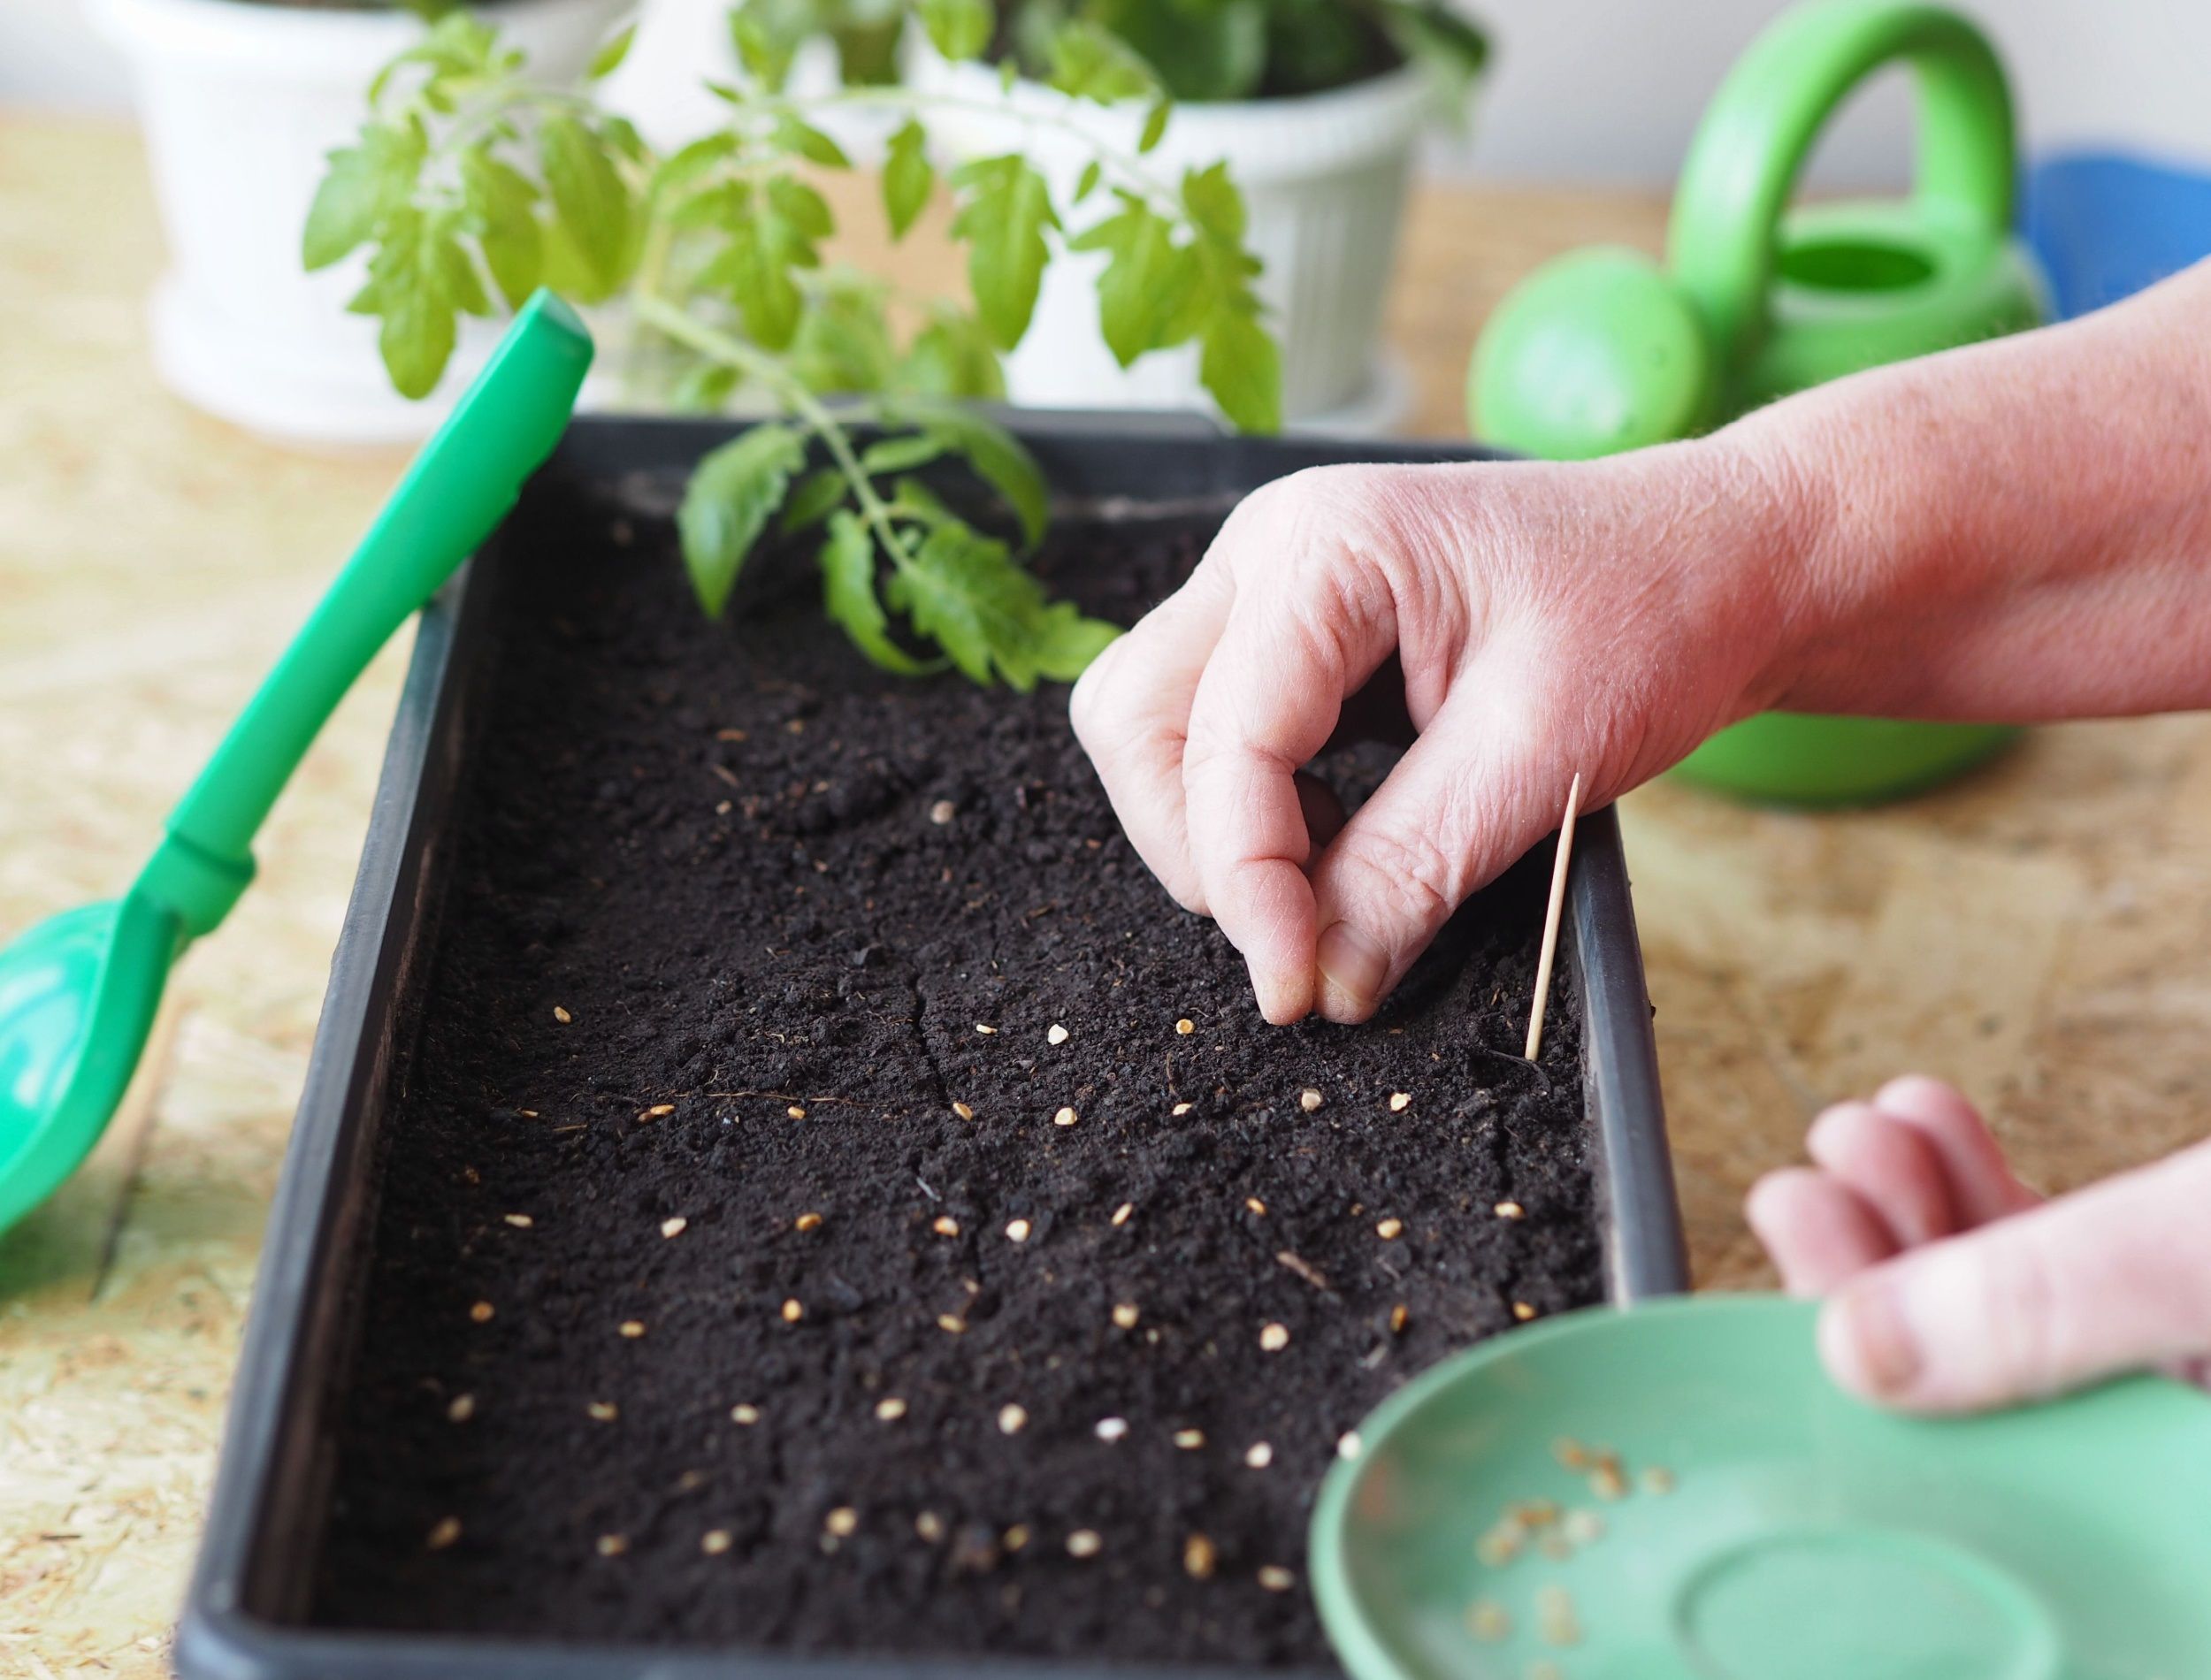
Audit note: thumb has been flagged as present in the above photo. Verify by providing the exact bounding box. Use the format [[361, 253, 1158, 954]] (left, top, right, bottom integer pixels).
[[1304, 691, 1565, 1024], [1819, 1137, 2211, 1412]]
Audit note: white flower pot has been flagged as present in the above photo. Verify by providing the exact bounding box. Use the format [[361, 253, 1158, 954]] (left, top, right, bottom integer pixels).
[[913, 53, 1442, 426], [87, 0, 631, 447]]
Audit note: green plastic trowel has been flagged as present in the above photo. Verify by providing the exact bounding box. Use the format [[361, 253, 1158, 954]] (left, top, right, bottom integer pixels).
[[0, 291, 592, 1240], [1310, 1294, 2211, 1680]]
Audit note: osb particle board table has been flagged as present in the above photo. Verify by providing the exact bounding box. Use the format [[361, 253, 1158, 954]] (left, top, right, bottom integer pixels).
[[6, 116, 2210, 1676]]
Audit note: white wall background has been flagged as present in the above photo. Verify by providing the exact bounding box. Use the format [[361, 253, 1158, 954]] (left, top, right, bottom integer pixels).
[[11, 0, 2211, 183]]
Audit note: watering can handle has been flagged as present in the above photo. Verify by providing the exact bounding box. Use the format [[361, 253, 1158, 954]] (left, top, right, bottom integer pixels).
[[1666, 0, 2016, 369]]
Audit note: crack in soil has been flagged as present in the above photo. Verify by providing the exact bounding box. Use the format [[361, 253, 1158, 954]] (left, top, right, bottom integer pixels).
[[901, 968, 955, 1114]]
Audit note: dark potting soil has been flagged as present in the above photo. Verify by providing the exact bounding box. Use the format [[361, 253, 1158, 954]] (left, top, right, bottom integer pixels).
[[309, 469, 1602, 1664]]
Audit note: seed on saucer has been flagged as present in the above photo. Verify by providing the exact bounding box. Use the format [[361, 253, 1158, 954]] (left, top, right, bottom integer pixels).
[[1067, 1529, 1102, 1559], [952, 1102, 975, 1119], [786, 1104, 807, 1119], [447, 1393, 476, 1422], [701, 1529, 733, 1554], [1112, 1302, 1140, 1329], [914, 1511, 945, 1543], [1006, 1218, 1033, 1242], [933, 1215, 960, 1237], [731, 1404, 761, 1425], [930, 799, 957, 825], [1466, 1600, 1511, 1642], [1375, 1218, 1404, 1240], [1258, 1565, 1296, 1592], [876, 1397, 907, 1422], [1530, 1664, 1565, 1680], [1111, 1203, 1134, 1226], [1496, 1200, 1525, 1220], [1244, 1441, 1273, 1469], [1475, 1526, 1520, 1567], [1537, 1585, 1580, 1646], [503, 1213, 533, 1229], [825, 1508, 858, 1538], [1171, 1101, 1193, 1116], [587, 1401, 618, 1422], [1388, 1091, 1412, 1111], [998, 1403, 1029, 1435], [1591, 1457, 1628, 1501], [795, 1211, 823, 1232], [1183, 1533, 1217, 1579], [554, 1005, 572, 1023], [1562, 1509, 1604, 1546], [1553, 1438, 1591, 1470], [781, 1300, 804, 1324], [661, 1216, 688, 1239], [1047, 1023, 1069, 1045], [426, 1516, 462, 1551], [1052, 1105, 1078, 1126], [1260, 1323, 1289, 1352], [1641, 1466, 1677, 1495], [596, 1534, 628, 1558], [1512, 1302, 1538, 1322], [1174, 1428, 1205, 1450], [1096, 1417, 1129, 1442], [1174, 1019, 1195, 1035], [1245, 1196, 1267, 1216]]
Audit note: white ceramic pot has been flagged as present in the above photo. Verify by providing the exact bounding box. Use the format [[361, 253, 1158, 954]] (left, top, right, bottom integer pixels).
[[913, 53, 1441, 426], [87, 0, 631, 447]]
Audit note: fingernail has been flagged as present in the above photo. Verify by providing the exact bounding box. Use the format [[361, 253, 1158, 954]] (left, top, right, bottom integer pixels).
[[1824, 1280, 1923, 1399], [1316, 922, 1389, 1011]]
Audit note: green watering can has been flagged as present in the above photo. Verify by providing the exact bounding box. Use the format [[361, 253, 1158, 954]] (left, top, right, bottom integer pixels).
[[1472, 0, 2048, 805]]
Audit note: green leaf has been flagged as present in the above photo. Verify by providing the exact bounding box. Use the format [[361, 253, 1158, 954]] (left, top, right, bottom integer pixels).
[[460, 150, 542, 308], [917, 0, 992, 60], [1070, 194, 1189, 366], [884, 518, 1116, 688], [1030, 599, 1123, 678], [728, 0, 823, 89], [1044, 19, 1160, 103], [858, 432, 945, 475], [949, 154, 1058, 350], [679, 423, 808, 617], [1074, 158, 1103, 204], [771, 112, 853, 170], [697, 178, 827, 350], [363, 208, 458, 399], [899, 401, 1048, 545], [302, 119, 425, 271], [673, 361, 741, 412], [538, 114, 631, 293], [822, 511, 933, 673], [781, 467, 850, 532], [588, 20, 638, 79], [882, 118, 935, 241], [1380, 0, 1489, 103], [896, 308, 1006, 401], [652, 132, 740, 204], [1089, 0, 1265, 101], [1138, 97, 1171, 153], [1199, 304, 1281, 434], [1181, 160, 1248, 245], [789, 269, 896, 393]]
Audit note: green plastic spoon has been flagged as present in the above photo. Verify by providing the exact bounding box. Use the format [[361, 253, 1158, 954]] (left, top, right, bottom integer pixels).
[[1311, 1294, 2211, 1680], [0, 290, 593, 1240]]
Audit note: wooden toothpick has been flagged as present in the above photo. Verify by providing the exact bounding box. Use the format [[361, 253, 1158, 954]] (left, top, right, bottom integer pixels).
[[1524, 772, 1585, 1062]]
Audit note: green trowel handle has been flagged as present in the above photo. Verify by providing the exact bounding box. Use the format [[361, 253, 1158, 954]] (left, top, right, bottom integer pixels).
[[1667, 0, 2015, 370], [139, 291, 593, 939]]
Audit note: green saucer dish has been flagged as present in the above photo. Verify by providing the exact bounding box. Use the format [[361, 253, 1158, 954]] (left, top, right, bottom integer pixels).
[[1309, 1294, 2211, 1680]]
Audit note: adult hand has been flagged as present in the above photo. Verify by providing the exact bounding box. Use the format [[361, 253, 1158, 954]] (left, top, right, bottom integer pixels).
[[1071, 441, 1802, 1023], [1748, 1075, 2211, 1411]]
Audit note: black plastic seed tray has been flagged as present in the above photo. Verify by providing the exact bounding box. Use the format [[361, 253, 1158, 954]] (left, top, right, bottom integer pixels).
[[175, 414, 1687, 1680]]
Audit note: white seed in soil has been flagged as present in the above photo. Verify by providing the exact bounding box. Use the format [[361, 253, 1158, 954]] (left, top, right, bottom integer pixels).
[[1496, 1200, 1525, 1219], [1390, 1303, 1411, 1333], [876, 1397, 907, 1422], [937, 1314, 967, 1334], [1337, 1431, 1364, 1460], [1299, 1088, 1323, 1112], [1005, 1218, 1032, 1242], [795, 1211, 823, 1232], [952, 1102, 975, 1120], [587, 1401, 617, 1422], [642, 1103, 675, 1119], [1244, 1442, 1273, 1469], [1375, 1218, 1404, 1240], [825, 1508, 858, 1538], [1173, 1428, 1205, 1450], [975, 1023, 998, 1035], [1260, 1323, 1289, 1352], [998, 1403, 1029, 1435], [1183, 1533, 1217, 1579], [1052, 1106, 1079, 1126], [731, 1404, 761, 1425], [1512, 1302, 1538, 1321], [661, 1216, 688, 1239], [1111, 1203, 1134, 1226], [1245, 1196, 1267, 1217], [1388, 1092, 1412, 1112], [1066, 1530, 1102, 1559], [503, 1213, 533, 1229], [1171, 1101, 1193, 1116], [1003, 1524, 1031, 1552], [597, 1534, 628, 1557], [1258, 1565, 1296, 1592], [426, 1516, 463, 1551], [930, 800, 956, 825], [781, 1299, 805, 1323], [914, 1511, 945, 1543], [554, 1006, 572, 1024], [786, 1104, 807, 1119], [1111, 1303, 1140, 1329], [1047, 1023, 1069, 1045], [444, 1391, 478, 1423], [469, 1301, 494, 1324], [932, 1215, 960, 1237], [619, 1319, 646, 1338], [701, 1529, 733, 1555], [1175, 1018, 1195, 1035], [1095, 1417, 1129, 1442]]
